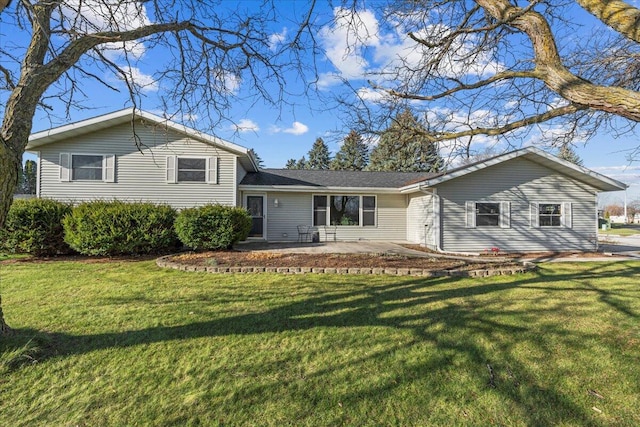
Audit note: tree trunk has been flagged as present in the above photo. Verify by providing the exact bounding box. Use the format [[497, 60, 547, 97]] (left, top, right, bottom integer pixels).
[[0, 147, 20, 336]]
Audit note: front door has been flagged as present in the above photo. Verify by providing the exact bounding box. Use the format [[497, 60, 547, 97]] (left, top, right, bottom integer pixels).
[[246, 195, 265, 239]]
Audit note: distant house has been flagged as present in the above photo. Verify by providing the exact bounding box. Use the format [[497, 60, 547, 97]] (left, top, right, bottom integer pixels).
[[26, 109, 627, 253]]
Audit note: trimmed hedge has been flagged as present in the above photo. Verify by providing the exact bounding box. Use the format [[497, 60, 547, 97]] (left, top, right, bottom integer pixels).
[[175, 205, 252, 250], [63, 200, 179, 256], [1, 198, 73, 256]]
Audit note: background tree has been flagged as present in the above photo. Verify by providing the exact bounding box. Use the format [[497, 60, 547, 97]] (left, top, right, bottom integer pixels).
[[306, 137, 331, 169], [18, 160, 38, 194], [330, 130, 369, 171], [285, 158, 298, 169], [295, 156, 308, 170], [0, 0, 315, 334], [248, 149, 264, 170], [557, 144, 584, 166], [338, 1, 640, 162], [368, 109, 442, 172]]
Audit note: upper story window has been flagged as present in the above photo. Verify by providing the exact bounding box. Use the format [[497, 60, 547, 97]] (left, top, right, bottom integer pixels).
[[59, 153, 115, 183], [72, 155, 103, 180], [177, 158, 206, 182], [313, 195, 376, 227], [166, 156, 218, 184]]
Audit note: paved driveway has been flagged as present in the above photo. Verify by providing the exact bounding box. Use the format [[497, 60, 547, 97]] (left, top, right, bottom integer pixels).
[[598, 233, 640, 258]]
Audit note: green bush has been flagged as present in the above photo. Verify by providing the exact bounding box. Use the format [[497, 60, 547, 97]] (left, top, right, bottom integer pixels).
[[174, 205, 252, 250], [1, 198, 73, 256], [63, 200, 178, 256]]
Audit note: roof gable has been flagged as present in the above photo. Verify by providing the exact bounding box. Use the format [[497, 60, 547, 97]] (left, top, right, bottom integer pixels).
[[400, 147, 627, 193], [27, 108, 257, 171]]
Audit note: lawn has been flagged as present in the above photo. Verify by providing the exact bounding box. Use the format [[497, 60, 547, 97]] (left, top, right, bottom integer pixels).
[[1, 259, 639, 426], [599, 223, 640, 236]]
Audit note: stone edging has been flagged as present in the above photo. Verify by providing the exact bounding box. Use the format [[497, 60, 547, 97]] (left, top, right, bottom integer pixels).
[[156, 255, 537, 277]]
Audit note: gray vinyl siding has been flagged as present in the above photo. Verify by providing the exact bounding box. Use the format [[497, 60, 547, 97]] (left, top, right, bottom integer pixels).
[[236, 162, 248, 206], [38, 121, 238, 208], [437, 157, 599, 252], [406, 193, 434, 246], [260, 192, 407, 241]]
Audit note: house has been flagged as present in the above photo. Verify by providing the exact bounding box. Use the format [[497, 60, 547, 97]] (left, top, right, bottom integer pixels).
[[26, 108, 627, 253]]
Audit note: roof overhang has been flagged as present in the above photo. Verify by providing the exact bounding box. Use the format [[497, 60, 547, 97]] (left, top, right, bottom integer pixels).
[[239, 185, 400, 194], [26, 108, 258, 171], [399, 147, 627, 193]]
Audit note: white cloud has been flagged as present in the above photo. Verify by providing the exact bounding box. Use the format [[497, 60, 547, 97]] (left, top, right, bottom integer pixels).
[[269, 28, 288, 51], [61, 1, 152, 60], [319, 7, 381, 80], [270, 121, 309, 136], [317, 8, 505, 95], [211, 68, 241, 95], [234, 119, 260, 133], [120, 66, 158, 92], [61, 0, 151, 32]]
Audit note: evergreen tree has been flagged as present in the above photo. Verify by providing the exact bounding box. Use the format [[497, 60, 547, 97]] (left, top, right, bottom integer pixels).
[[330, 130, 369, 171], [295, 156, 307, 170], [368, 109, 443, 172], [306, 137, 331, 170], [285, 158, 297, 169], [22, 160, 37, 194], [248, 149, 264, 169], [557, 144, 583, 166]]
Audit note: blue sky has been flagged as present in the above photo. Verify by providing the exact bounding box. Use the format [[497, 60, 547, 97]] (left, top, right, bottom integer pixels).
[[8, 1, 639, 203]]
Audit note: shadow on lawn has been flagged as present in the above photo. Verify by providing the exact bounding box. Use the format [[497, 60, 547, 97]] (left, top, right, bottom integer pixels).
[[3, 261, 640, 424]]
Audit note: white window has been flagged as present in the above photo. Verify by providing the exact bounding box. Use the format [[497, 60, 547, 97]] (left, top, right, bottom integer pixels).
[[313, 195, 376, 227], [166, 156, 217, 184], [466, 201, 510, 228], [530, 202, 572, 228], [59, 153, 115, 182]]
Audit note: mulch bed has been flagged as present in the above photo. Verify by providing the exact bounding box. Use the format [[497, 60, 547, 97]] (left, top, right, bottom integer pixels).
[[169, 251, 519, 271]]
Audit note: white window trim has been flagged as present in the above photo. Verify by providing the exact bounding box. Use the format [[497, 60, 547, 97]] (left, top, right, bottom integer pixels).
[[531, 202, 572, 229], [59, 153, 115, 183], [311, 194, 377, 227], [166, 155, 218, 184], [466, 201, 510, 229]]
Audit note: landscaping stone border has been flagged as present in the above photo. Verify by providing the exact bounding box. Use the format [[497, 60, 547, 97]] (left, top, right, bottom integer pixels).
[[156, 255, 537, 277]]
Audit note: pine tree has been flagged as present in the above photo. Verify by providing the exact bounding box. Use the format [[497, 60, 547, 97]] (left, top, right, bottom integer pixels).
[[285, 158, 297, 169], [306, 137, 331, 170], [557, 144, 583, 166], [368, 109, 443, 172], [330, 130, 369, 171], [248, 149, 264, 169], [295, 156, 307, 170]]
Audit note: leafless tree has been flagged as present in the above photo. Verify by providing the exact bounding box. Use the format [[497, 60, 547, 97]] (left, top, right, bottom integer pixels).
[[333, 1, 640, 162], [0, 0, 317, 334]]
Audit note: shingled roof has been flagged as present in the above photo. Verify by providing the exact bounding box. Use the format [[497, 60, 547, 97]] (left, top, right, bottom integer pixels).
[[240, 169, 434, 188]]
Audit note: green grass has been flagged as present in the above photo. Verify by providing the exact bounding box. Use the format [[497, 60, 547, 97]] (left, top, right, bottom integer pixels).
[[599, 223, 640, 236], [1, 260, 639, 426]]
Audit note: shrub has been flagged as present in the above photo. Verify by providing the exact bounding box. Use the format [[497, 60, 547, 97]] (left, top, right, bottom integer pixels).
[[0, 198, 73, 256], [63, 200, 179, 256], [174, 205, 252, 250]]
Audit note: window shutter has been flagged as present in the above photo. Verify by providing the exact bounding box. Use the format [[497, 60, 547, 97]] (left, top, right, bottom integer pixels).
[[562, 202, 572, 228], [59, 153, 70, 182], [206, 156, 218, 184], [465, 201, 476, 228], [166, 156, 177, 183], [500, 201, 511, 228], [103, 155, 116, 183], [530, 202, 539, 228]]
